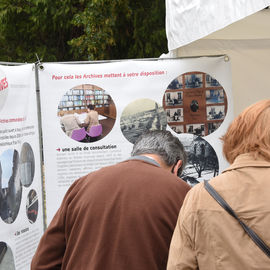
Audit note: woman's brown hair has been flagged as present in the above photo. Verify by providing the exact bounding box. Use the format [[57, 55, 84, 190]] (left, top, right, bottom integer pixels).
[[221, 99, 270, 163]]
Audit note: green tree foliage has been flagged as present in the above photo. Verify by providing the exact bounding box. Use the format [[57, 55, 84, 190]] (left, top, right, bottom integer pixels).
[[69, 0, 167, 60], [0, 0, 83, 62], [0, 0, 167, 62]]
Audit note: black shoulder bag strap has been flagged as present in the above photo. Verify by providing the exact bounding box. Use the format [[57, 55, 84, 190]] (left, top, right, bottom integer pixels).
[[204, 180, 270, 258]]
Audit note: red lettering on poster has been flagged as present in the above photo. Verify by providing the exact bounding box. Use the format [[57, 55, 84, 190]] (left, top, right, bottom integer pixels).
[[0, 77, 8, 91]]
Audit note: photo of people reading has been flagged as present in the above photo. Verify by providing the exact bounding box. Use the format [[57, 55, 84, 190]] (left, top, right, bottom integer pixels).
[[57, 84, 116, 143]]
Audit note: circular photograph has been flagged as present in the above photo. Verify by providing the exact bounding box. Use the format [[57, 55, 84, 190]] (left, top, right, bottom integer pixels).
[[120, 98, 167, 144], [19, 142, 35, 187], [163, 72, 227, 136], [26, 189, 38, 224], [0, 149, 22, 224], [179, 134, 219, 186], [0, 242, 15, 270], [57, 84, 116, 143], [0, 69, 9, 113]]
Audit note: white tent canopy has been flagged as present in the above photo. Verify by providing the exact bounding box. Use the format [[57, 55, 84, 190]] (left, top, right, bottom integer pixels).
[[165, 0, 270, 116], [166, 0, 270, 50]]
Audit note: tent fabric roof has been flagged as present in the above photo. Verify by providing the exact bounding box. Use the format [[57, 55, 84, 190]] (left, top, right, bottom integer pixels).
[[166, 0, 270, 51], [203, 8, 270, 40]]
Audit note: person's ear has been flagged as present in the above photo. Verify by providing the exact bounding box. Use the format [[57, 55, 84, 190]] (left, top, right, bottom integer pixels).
[[172, 160, 183, 176]]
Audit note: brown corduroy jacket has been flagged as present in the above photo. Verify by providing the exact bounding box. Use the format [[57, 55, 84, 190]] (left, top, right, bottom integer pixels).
[[31, 157, 190, 270]]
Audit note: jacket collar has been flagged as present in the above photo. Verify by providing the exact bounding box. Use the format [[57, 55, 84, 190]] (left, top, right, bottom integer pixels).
[[127, 155, 161, 167], [223, 153, 270, 173]]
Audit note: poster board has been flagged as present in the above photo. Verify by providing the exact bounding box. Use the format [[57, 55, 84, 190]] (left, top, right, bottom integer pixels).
[[38, 56, 233, 225], [0, 64, 44, 270]]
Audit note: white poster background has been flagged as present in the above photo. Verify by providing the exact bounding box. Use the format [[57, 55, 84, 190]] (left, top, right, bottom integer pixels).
[[39, 57, 233, 225], [0, 64, 44, 270]]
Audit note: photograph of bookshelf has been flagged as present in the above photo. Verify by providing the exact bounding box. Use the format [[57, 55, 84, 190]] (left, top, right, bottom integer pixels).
[[58, 84, 116, 141], [58, 84, 116, 119]]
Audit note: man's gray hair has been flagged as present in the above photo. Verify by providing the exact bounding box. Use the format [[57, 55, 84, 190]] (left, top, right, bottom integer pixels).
[[131, 130, 187, 168]]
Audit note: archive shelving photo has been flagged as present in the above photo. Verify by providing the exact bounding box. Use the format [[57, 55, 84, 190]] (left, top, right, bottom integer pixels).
[[57, 84, 116, 142]]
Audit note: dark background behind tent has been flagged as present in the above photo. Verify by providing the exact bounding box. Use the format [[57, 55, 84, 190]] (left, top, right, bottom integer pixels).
[[0, 0, 167, 62]]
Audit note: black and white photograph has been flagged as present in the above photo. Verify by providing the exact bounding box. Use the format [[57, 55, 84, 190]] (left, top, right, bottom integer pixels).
[[19, 142, 35, 187], [170, 125, 184, 134], [120, 98, 167, 144], [166, 108, 184, 122], [184, 73, 203, 88], [205, 74, 221, 87], [178, 134, 219, 186], [206, 105, 226, 120], [0, 149, 22, 224], [167, 75, 183, 89], [26, 189, 38, 224], [164, 91, 183, 106], [164, 71, 228, 136], [0, 242, 15, 270], [186, 124, 205, 136], [206, 89, 225, 104], [208, 122, 222, 134]]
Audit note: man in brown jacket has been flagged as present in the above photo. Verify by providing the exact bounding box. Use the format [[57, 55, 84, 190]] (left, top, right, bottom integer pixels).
[[31, 130, 191, 270]]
